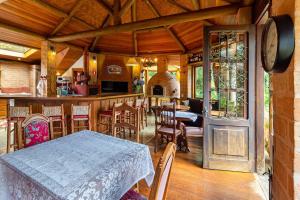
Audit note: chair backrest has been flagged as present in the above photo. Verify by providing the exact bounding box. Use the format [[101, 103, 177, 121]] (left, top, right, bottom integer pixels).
[[21, 114, 53, 148], [9, 106, 32, 120], [112, 102, 140, 142], [154, 103, 176, 131], [42, 105, 64, 120], [149, 142, 176, 200], [134, 99, 144, 108], [126, 101, 134, 107], [71, 104, 91, 120]]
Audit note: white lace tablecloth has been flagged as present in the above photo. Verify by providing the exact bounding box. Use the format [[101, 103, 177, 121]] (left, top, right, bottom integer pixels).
[[162, 111, 198, 122], [0, 131, 155, 200]]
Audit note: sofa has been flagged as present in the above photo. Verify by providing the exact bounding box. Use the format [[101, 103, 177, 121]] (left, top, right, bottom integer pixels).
[[182, 98, 203, 127]]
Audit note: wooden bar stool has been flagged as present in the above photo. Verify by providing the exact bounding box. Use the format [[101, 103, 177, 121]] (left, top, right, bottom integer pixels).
[[7, 105, 32, 152], [98, 102, 123, 134], [134, 99, 144, 130], [42, 104, 66, 138], [112, 102, 140, 142], [71, 104, 91, 133], [142, 97, 148, 128]]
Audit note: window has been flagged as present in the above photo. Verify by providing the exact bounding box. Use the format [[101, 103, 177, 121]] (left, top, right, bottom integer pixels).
[[194, 66, 204, 98]]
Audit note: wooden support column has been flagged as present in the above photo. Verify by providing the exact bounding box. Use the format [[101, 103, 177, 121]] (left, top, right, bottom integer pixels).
[[180, 54, 188, 99], [87, 52, 98, 85], [41, 41, 56, 97]]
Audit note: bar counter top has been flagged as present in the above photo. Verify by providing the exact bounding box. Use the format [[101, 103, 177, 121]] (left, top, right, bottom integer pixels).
[[0, 93, 144, 131], [0, 93, 144, 101]]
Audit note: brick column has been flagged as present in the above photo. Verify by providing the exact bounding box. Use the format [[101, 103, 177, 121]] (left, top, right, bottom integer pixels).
[[41, 40, 56, 96], [271, 0, 300, 199]]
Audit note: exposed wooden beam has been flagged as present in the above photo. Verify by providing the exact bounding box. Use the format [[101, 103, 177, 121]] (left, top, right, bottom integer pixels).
[[96, 0, 114, 16], [191, 0, 200, 10], [49, 5, 239, 42], [27, 0, 94, 30], [0, 22, 45, 41], [222, 0, 254, 6], [0, 22, 84, 51], [90, 0, 134, 51], [120, 0, 135, 17], [113, 0, 122, 25], [51, 0, 86, 36], [131, 0, 138, 56], [145, 0, 186, 53], [167, 0, 214, 26], [90, 15, 111, 51]]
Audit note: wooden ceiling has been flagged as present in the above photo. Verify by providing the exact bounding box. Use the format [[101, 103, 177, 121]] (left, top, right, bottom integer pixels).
[[0, 0, 254, 65]]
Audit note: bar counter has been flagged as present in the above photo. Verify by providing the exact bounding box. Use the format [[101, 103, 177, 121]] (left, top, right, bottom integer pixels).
[[0, 93, 144, 131]]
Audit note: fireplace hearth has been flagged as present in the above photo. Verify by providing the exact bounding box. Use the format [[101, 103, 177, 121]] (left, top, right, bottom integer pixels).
[[153, 85, 164, 96]]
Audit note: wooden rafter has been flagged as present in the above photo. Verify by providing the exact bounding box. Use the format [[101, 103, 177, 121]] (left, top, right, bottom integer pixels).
[[113, 0, 122, 25], [120, 0, 135, 17], [51, 0, 86, 36], [27, 0, 94, 30], [0, 22, 83, 51], [222, 0, 255, 6], [96, 0, 114, 16], [167, 0, 214, 26], [191, 0, 200, 10], [90, 15, 111, 51], [145, 0, 186, 53], [90, 0, 135, 51], [131, 0, 137, 56], [49, 4, 240, 42]]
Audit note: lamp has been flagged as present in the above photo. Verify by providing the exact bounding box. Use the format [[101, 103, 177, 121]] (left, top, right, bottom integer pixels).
[[141, 57, 158, 69], [126, 57, 139, 66]]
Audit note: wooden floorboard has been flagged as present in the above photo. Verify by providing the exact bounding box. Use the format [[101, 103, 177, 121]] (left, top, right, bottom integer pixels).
[[138, 120, 266, 200]]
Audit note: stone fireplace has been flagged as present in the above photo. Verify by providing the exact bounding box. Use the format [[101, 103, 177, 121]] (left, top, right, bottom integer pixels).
[[147, 56, 180, 97]]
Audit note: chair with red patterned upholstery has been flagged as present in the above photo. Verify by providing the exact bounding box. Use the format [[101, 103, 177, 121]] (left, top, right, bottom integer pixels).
[[71, 104, 91, 133], [20, 114, 53, 148], [121, 142, 176, 200]]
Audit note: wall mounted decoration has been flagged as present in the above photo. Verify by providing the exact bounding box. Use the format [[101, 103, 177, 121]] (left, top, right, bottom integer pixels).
[[261, 15, 295, 73]]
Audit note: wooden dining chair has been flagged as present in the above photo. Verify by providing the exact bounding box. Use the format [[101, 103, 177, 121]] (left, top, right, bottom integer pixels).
[[18, 114, 53, 149], [42, 104, 66, 138], [7, 105, 32, 152], [71, 104, 91, 133], [153, 103, 181, 152], [121, 142, 177, 200], [112, 102, 140, 142]]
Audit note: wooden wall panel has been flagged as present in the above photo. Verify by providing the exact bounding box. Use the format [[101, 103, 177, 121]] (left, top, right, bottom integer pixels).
[[96, 32, 134, 54], [0, 0, 61, 35]]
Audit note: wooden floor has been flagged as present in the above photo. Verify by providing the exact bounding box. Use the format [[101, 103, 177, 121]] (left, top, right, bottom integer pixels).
[[138, 125, 266, 200], [0, 118, 267, 200]]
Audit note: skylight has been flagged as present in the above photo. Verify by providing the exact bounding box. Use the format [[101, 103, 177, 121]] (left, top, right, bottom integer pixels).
[[0, 42, 37, 58]]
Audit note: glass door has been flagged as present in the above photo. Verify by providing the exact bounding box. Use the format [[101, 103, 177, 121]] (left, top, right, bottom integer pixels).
[[203, 25, 255, 172]]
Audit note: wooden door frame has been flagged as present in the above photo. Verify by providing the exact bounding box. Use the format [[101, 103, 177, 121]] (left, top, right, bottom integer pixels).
[[203, 25, 256, 172]]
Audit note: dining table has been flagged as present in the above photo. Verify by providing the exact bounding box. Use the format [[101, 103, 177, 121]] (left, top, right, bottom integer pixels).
[[0, 130, 155, 200]]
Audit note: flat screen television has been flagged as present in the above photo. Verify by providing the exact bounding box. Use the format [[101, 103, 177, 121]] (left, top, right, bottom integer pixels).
[[101, 81, 128, 93]]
